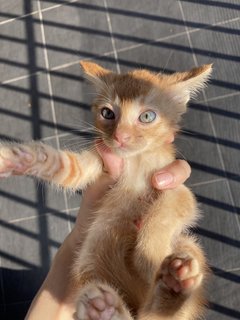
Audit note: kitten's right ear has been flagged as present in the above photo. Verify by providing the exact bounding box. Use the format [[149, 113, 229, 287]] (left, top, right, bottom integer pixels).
[[80, 61, 112, 90]]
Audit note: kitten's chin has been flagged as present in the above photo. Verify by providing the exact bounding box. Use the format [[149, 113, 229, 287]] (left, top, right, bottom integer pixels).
[[102, 140, 149, 158], [111, 146, 148, 158]]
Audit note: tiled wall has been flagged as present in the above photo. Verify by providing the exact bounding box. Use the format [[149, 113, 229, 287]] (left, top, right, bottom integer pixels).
[[0, 1, 239, 319]]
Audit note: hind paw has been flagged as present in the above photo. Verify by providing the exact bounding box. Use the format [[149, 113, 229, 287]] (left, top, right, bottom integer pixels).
[[159, 253, 203, 294], [76, 283, 130, 320]]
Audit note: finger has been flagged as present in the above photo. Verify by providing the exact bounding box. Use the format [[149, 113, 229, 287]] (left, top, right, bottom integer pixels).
[[96, 141, 123, 179], [152, 160, 191, 190]]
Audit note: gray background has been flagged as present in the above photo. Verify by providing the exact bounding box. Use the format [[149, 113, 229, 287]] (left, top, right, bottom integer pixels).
[[0, 1, 239, 319]]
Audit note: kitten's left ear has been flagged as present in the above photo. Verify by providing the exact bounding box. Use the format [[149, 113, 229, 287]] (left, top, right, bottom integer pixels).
[[80, 61, 112, 90], [167, 64, 212, 111]]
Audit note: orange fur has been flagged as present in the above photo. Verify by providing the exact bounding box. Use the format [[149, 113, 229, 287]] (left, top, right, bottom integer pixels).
[[0, 62, 212, 320], [61, 152, 81, 187]]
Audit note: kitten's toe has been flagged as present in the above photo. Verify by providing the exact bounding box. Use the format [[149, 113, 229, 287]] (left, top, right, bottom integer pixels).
[[0, 145, 34, 176], [159, 254, 203, 294], [76, 283, 131, 320], [0, 144, 48, 177]]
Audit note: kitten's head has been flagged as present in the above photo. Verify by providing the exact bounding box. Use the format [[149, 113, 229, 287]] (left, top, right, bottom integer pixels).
[[81, 61, 212, 157]]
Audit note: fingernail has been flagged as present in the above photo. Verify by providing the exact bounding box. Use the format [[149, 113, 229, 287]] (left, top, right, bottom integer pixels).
[[156, 173, 173, 187]]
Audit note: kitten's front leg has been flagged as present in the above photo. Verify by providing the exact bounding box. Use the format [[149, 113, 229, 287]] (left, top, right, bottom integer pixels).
[[0, 142, 103, 190], [0, 143, 49, 178]]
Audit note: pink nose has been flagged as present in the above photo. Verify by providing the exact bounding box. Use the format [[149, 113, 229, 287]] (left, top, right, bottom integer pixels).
[[114, 130, 130, 146]]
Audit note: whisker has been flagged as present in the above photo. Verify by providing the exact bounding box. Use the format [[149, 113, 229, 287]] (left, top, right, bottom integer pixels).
[[64, 143, 95, 153], [71, 120, 105, 135], [176, 148, 187, 161], [178, 129, 197, 136]]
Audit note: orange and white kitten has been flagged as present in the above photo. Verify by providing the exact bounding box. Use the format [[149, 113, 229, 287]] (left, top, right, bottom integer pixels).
[[0, 62, 212, 320]]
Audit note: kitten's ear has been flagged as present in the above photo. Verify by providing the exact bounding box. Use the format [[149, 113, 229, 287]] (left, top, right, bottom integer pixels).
[[80, 61, 112, 90], [166, 64, 212, 112]]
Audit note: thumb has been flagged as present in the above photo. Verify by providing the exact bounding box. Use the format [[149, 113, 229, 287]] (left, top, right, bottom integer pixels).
[[96, 141, 124, 179]]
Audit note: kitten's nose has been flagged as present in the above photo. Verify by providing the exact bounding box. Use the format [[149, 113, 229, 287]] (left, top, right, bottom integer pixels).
[[114, 130, 130, 146]]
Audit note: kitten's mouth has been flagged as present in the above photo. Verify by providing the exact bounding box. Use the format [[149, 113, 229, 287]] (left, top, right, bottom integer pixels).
[[97, 138, 144, 158], [106, 142, 132, 157], [112, 145, 145, 158], [110, 145, 130, 156], [95, 139, 128, 156]]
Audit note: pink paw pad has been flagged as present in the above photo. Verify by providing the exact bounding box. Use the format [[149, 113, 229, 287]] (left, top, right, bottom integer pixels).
[[159, 254, 203, 294], [0, 145, 34, 176], [76, 284, 119, 320], [0, 144, 49, 178]]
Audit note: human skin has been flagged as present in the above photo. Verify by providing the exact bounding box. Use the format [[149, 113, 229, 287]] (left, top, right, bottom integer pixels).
[[26, 146, 191, 320]]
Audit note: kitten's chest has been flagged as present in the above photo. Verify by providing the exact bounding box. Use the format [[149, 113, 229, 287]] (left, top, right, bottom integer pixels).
[[97, 154, 171, 223], [100, 180, 160, 225]]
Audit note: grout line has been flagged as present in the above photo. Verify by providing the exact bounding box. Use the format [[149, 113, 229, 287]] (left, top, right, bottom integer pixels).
[[40, 0, 79, 14], [187, 15, 240, 35], [0, 31, 192, 85], [8, 213, 50, 224], [178, 1, 240, 231], [189, 178, 226, 188], [1, 14, 239, 86], [62, 206, 80, 213], [0, 0, 79, 27], [213, 266, 240, 274], [0, 49, 117, 86], [112, 30, 189, 55], [0, 0, 238, 30], [1, 71, 42, 85], [94, 14, 240, 58], [7, 205, 80, 224], [0, 10, 39, 26], [50, 59, 84, 71], [103, 0, 120, 73], [37, 0, 72, 233], [178, 2, 198, 65], [198, 91, 240, 104], [225, 267, 240, 273], [37, 2, 59, 147], [202, 94, 240, 232], [41, 132, 70, 142]]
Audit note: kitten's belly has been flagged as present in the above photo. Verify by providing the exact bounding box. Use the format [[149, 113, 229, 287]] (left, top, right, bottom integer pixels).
[[78, 190, 159, 310], [85, 215, 146, 311]]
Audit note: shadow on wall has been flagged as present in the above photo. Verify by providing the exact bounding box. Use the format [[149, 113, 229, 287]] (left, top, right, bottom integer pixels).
[[0, 0, 239, 318]]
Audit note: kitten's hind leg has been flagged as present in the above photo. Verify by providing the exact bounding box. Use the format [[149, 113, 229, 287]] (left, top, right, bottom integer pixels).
[[138, 235, 208, 320], [76, 282, 132, 320]]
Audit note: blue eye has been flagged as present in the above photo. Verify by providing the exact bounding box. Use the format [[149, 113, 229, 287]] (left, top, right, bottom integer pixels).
[[101, 107, 115, 120], [139, 110, 156, 123]]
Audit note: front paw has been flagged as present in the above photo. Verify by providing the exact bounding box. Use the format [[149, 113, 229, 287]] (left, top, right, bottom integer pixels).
[[0, 143, 47, 177], [158, 253, 203, 294], [76, 283, 130, 320]]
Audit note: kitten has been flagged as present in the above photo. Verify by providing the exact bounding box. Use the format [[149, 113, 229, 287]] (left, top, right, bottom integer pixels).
[[0, 61, 212, 320]]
